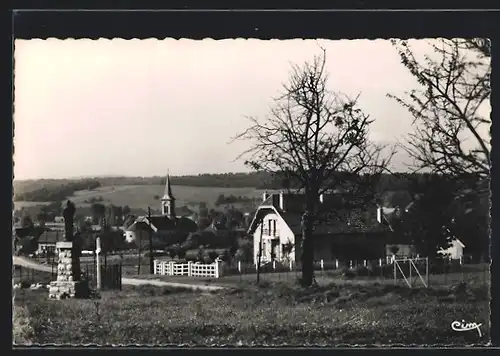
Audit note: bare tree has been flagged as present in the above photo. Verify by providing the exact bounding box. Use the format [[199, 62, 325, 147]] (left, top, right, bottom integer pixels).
[[232, 49, 394, 287], [388, 38, 491, 185]]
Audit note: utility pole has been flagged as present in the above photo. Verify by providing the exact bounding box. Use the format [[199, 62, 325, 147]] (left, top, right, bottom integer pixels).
[[137, 229, 142, 275], [148, 207, 154, 274]]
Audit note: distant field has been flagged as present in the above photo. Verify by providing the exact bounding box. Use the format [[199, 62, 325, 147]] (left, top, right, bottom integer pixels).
[[13, 201, 51, 210], [15, 185, 269, 213]]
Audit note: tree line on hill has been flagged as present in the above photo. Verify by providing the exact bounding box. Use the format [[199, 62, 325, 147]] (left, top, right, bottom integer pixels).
[[14, 179, 101, 202], [14, 171, 459, 204]]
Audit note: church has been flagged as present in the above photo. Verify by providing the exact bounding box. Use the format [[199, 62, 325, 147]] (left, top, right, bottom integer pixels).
[[124, 174, 198, 246]]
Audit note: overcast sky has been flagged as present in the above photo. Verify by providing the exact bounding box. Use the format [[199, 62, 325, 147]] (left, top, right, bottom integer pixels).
[[13, 38, 486, 180]]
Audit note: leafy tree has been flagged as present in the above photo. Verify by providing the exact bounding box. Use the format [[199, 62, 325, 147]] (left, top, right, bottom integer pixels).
[[392, 174, 459, 258], [233, 49, 393, 286], [20, 214, 34, 229], [123, 205, 131, 217], [91, 203, 106, 225]]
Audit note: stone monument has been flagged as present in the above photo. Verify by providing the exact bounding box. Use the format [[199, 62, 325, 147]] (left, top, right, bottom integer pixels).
[[48, 200, 89, 299]]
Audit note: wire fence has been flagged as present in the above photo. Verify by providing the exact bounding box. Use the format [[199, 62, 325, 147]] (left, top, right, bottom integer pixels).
[[221, 257, 490, 287], [18, 251, 490, 288]]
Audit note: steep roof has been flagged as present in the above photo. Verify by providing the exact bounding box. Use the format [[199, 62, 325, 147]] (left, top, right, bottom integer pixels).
[[162, 174, 175, 201], [128, 215, 197, 233], [14, 226, 46, 239], [38, 230, 62, 244], [248, 193, 390, 236], [279, 209, 390, 235]]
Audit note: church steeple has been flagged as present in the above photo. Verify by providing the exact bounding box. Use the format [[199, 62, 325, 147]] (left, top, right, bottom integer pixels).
[[161, 172, 176, 219]]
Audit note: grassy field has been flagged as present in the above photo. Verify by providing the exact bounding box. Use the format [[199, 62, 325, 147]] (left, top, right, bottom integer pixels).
[[13, 280, 490, 346], [15, 184, 267, 213]]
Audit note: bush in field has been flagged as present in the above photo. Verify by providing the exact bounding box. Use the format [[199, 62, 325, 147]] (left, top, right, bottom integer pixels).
[[208, 251, 218, 263]]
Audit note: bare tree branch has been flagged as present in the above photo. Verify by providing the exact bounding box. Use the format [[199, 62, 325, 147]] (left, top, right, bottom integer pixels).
[[388, 38, 491, 182], [231, 49, 394, 286]]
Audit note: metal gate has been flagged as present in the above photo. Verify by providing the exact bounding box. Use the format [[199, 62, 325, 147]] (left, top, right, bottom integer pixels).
[[393, 257, 429, 288], [82, 262, 122, 291]]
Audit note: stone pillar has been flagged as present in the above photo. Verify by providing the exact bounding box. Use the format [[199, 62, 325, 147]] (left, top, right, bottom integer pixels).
[[48, 241, 89, 300]]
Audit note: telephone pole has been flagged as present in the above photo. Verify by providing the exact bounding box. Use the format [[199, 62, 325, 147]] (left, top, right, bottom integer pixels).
[[148, 207, 154, 274]]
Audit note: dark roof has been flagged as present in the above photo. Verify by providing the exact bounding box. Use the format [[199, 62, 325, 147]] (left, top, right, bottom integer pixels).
[[38, 230, 62, 244], [280, 209, 390, 235], [249, 197, 391, 236], [133, 215, 198, 233], [15, 226, 46, 239]]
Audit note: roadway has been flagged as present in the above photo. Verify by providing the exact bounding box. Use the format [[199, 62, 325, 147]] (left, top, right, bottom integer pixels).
[[13, 256, 225, 291]]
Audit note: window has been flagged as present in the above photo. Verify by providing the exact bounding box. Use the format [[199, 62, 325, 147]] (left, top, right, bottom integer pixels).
[[272, 220, 277, 236], [268, 220, 272, 235]]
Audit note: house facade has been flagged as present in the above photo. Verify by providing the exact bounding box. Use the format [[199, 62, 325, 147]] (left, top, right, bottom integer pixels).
[[248, 191, 391, 265], [438, 239, 466, 260]]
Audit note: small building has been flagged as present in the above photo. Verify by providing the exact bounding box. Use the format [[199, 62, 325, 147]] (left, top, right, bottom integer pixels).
[[36, 230, 62, 256], [438, 239, 466, 260]]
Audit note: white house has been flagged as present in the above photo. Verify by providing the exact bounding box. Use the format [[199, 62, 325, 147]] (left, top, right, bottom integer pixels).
[[247, 191, 390, 265], [438, 239, 466, 260]]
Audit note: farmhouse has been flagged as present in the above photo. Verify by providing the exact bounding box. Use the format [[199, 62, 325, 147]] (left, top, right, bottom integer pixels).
[[248, 192, 391, 265], [125, 174, 198, 245]]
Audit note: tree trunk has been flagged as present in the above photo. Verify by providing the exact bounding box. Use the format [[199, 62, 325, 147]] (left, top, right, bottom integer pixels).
[[300, 224, 315, 286], [300, 199, 316, 287]]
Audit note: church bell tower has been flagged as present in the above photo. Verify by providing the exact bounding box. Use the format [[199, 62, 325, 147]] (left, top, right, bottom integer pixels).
[[161, 173, 176, 219]]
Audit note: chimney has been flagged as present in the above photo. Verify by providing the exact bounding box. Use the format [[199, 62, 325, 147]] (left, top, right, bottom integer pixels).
[[262, 191, 269, 203], [377, 207, 383, 224], [279, 191, 286, 211]]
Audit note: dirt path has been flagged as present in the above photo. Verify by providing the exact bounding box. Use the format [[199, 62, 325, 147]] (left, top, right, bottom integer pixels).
[[13, 256, 225, 291]]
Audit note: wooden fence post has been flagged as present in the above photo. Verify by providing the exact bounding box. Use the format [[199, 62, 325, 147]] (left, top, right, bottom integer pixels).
[[96, 237, 102, 291], [119, 262, 122, 291], [169, 261, 175, 276]]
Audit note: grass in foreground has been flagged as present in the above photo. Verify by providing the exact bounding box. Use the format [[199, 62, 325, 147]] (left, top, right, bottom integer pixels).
[[13, 280, 489, 346]]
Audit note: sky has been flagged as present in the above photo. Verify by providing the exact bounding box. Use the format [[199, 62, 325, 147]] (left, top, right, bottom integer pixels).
[[13, 38, 489, 180]]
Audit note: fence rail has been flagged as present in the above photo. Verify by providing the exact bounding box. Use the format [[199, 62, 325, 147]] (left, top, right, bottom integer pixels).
[[154, 260, 223, 278]]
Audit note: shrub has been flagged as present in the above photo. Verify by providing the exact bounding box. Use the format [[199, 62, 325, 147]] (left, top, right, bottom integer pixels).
[[208, 251, 218, 262], [20, 281, 31, 289]]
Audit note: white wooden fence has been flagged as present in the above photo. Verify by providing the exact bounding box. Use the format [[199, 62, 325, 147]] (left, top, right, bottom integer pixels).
[[154, 260, 224, 278]]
